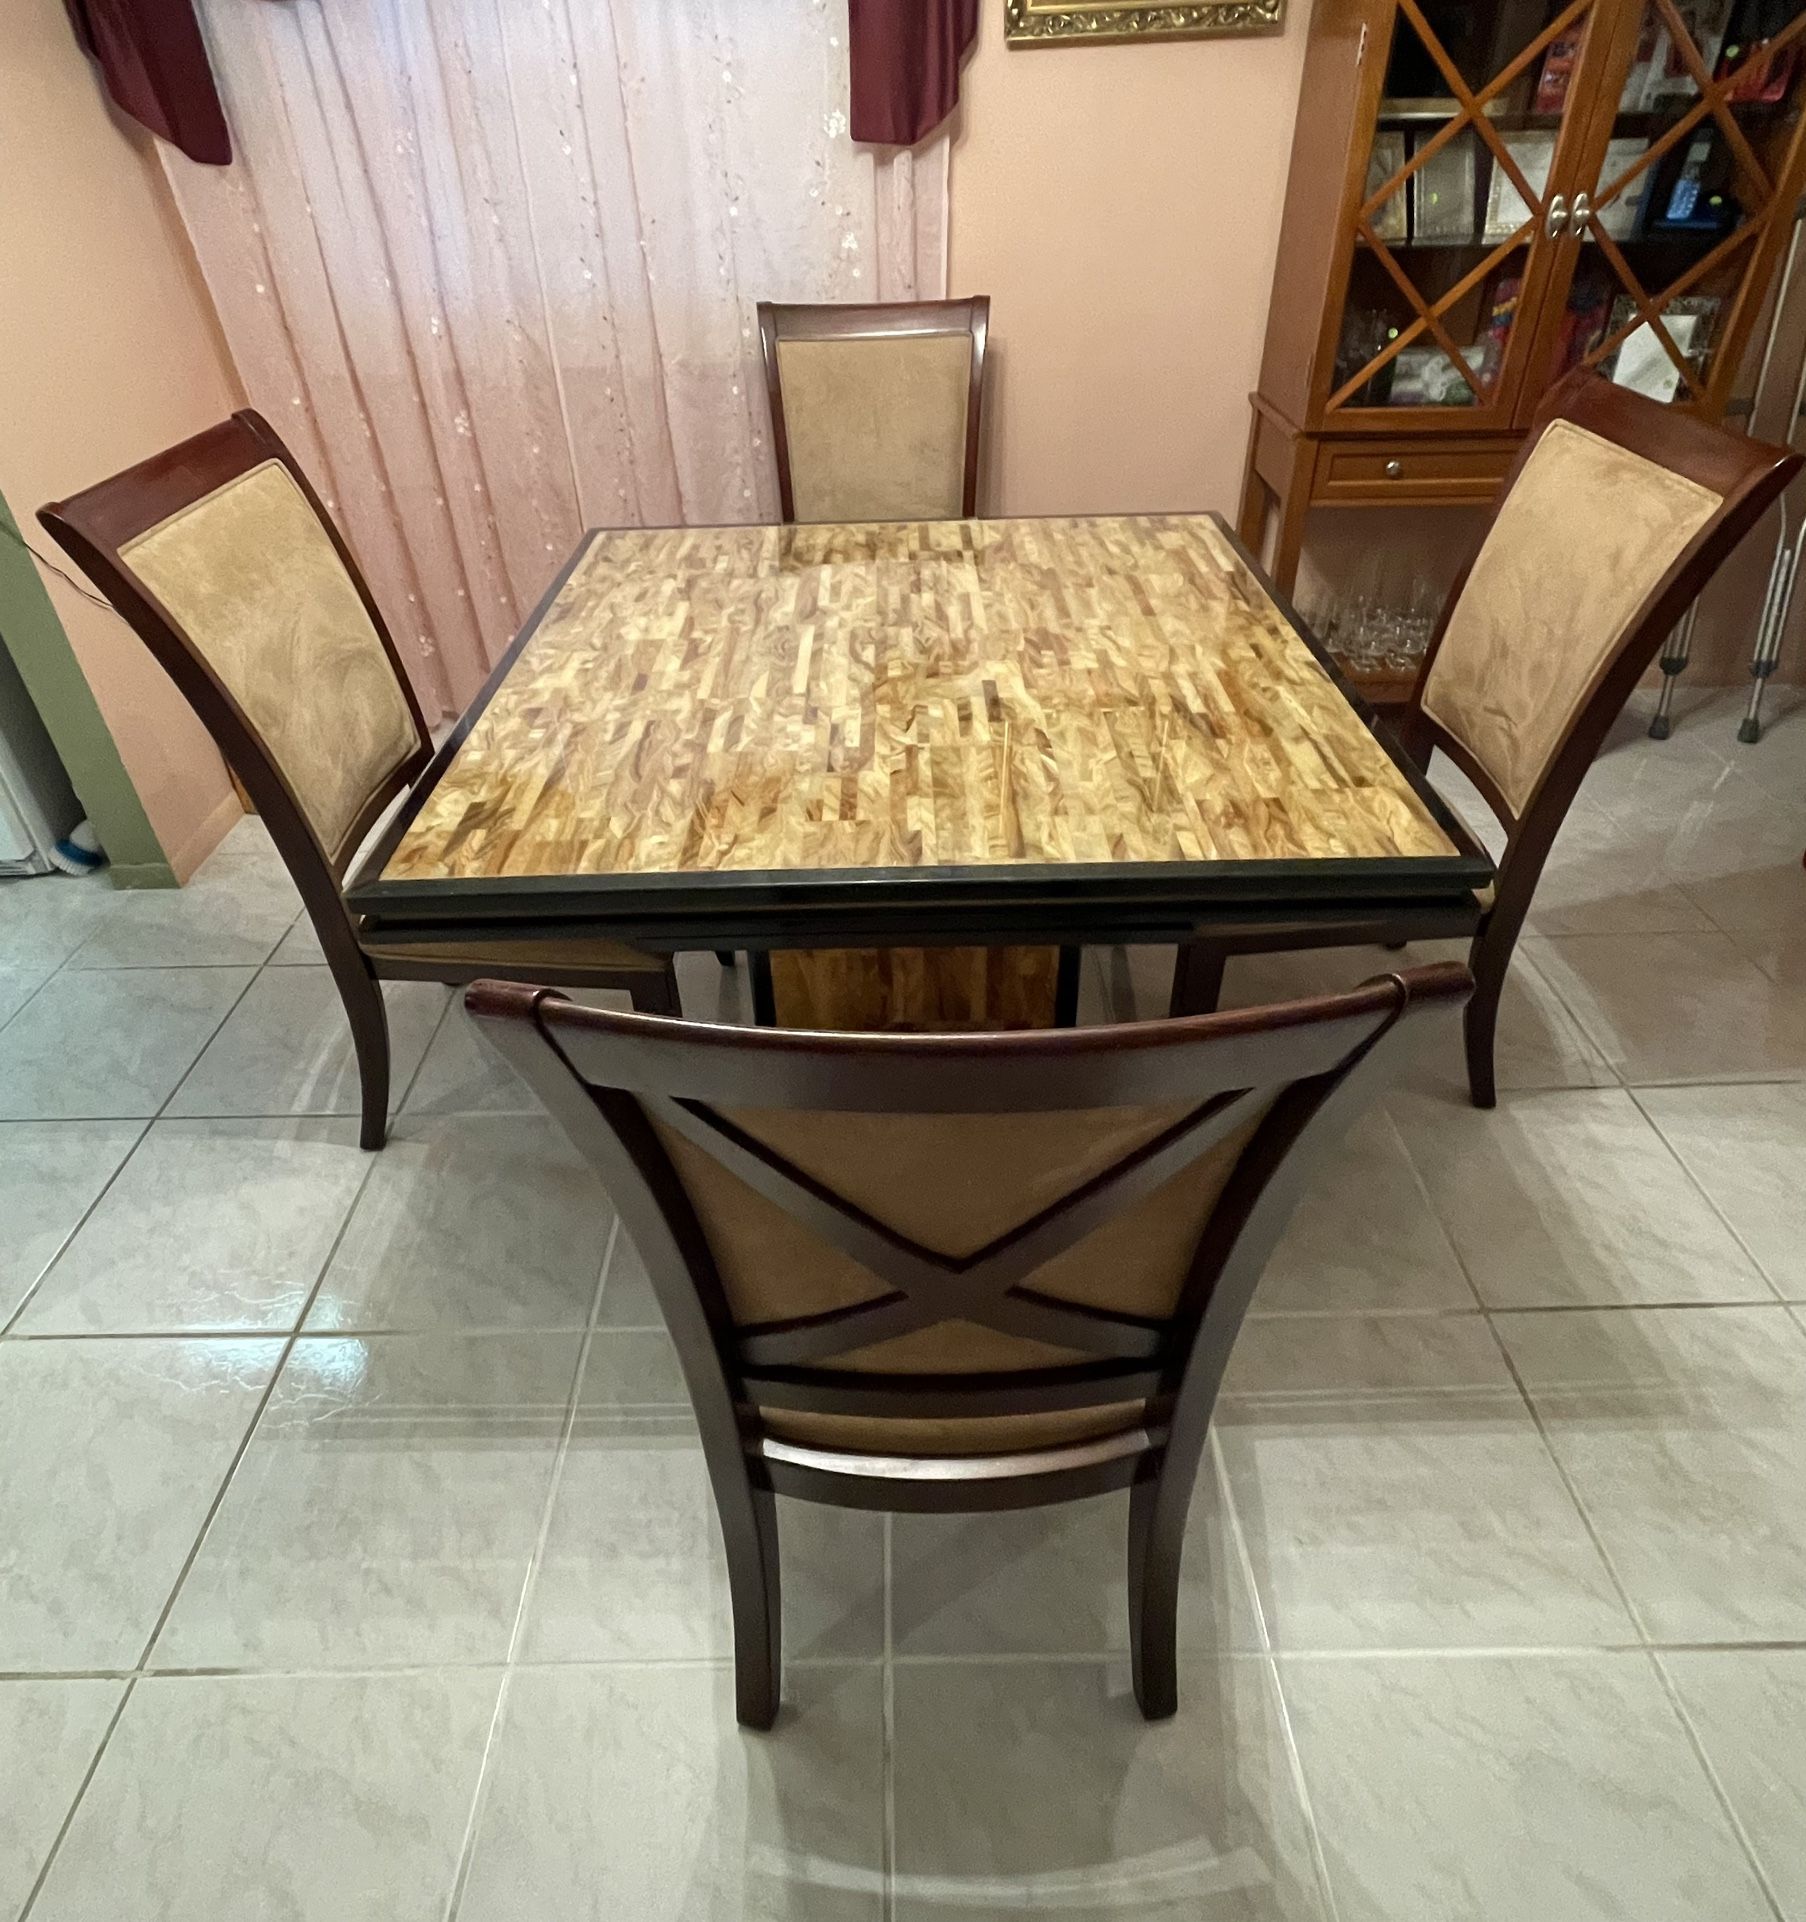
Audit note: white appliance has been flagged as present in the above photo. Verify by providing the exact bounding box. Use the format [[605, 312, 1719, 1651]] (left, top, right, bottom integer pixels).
[[0, 635, 80, 877]]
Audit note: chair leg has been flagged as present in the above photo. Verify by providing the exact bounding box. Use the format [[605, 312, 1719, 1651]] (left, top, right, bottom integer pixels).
[[628, 960, 682, 1017], [1464, 973, 1503, 1109], [1464, 927, 1511, 1110], [338, 962, 391, 1151], [725, 1485, 783, 1730], [1127, 1473, 1182, 1721]]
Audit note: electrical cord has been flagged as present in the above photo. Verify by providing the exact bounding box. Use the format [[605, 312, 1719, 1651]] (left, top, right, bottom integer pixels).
[[0, 514, 118, 615]]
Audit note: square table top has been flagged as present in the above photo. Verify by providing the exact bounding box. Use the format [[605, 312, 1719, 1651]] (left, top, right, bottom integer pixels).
[[353, 512, 1485, 930]]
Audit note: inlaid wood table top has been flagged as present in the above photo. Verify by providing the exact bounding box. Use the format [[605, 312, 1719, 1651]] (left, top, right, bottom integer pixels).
[[351, 513, 1488, 940]]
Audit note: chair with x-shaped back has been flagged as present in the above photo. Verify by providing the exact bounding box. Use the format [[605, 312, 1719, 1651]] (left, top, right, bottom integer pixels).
[[469, 959, 1470, 1728]]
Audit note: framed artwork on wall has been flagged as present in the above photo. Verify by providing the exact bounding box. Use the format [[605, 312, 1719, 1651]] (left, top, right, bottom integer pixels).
[[1004, 0, 1284, 42]]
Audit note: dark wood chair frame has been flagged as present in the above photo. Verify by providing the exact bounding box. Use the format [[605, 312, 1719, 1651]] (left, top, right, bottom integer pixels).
[[40, 412, 681, 1151], [1172, 371, 1800, 1107], [470, 959, 1471, 1729], [756, 295, 991, 524]]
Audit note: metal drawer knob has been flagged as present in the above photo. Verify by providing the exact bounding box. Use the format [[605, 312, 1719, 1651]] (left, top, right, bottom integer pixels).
[[1384, 458, 1403, 478]]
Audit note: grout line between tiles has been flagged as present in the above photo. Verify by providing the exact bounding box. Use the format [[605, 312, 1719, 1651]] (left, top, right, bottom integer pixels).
[[1647, 1650, 1790, 1922], [881, 1513, 896, 1922], [13, 1090, 384, 1919], [1, 954, 272, 1334], [441, 1252, 605, 1922], [1627, 1085, 1790, 1305]]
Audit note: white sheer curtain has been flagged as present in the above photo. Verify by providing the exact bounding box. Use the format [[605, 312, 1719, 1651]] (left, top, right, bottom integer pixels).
[[162, 0, 949, 716]]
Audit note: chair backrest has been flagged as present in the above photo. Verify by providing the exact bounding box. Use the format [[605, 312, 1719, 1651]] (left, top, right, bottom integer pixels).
[[470, 962, 1470, 1507], [40, 412, 432, 882], [1409, 372, 1798, 843], [757, 297, 989, 524]]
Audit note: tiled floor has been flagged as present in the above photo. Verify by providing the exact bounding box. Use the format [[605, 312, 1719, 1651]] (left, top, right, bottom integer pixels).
[[2, 686, 1805, 1920]]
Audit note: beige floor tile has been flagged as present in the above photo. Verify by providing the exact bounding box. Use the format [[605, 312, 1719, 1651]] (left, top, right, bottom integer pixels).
[[0, 1337, 281, 1670], [1495, 1304, 1806, 1642], [1216, 1315, 1631, 1650], [0, 1120, 143, 1326], [1637, 1082, 1806, 1297], [459, 1664, 885, 1922], [1390, 1087, 1768, 1307], [17, 1118, 370, 1335], [0, 1680, 123, 1918], [167, 968, 446, 1120], [1529, 929, 1806, 1083], [891, 1658, 1326, 1921], [1254, 1107, 1477, 1315], [30, 1671, 498, 1922], [306, 1114, 609, 1332], [1662, 1649, 1806, 1919], [151, 1331, 579, 1668], [1283, 1653, 1772, 1922]]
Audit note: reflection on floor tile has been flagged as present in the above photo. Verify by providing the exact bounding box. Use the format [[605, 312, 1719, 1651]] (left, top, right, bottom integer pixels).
[[521, 1332, 884, 1663], [17, 1119, 369, 1335], [168, 968, 446, 1119], [0, 1337, 280, 1670], [1217, 1315, 1630, 1650], [306, 1115, 608, 1331], [0, 967, 253, 1119], [0, 1679, 122, 1918], [399, 1003, 538, 1117], [30, 1671, 498, 1922], [1283, 1653, 1772, 1922], [0, 1120, 142, 1326], [891, 1659, 1325, 1920], [1638, 1082, 1806, 1298], [890, 1453, 1259, 1658], [1530, 930, 1806, 1084], [1662, 1649, 1806, 1920], [1254, 1108, 1475, 1315], [152, 1332, 579, 1669], [461, 1665, 884, 1922], [1391, 1088, 1767, 1307], [1495, 1305, 1806, 1643], [63, 836, 299, 969]]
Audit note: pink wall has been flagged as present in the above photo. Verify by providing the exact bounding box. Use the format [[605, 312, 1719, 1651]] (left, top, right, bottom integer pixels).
[[948, 9, 1312, 519], [0, 0, 244, 881]]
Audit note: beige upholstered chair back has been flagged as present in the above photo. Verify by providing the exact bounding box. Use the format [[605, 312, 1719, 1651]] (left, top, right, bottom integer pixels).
[[760, 299, 987, 524], [118, 459, 422, 863], [653, 1100, 1266, 1457], [1419, 417, 1722, 818]]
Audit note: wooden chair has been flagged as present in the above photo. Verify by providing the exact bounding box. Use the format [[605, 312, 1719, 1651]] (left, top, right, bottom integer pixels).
[[469, 959, 1471, 1729], [1181, 371, 1799, 1107], [40, 412, 680, 1152], [758, 296, 988, 524], [756, 295, 1054, 1030]]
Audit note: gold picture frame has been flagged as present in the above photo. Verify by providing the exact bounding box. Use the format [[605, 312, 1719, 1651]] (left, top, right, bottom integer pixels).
[[1004, 0, 1285, 44]]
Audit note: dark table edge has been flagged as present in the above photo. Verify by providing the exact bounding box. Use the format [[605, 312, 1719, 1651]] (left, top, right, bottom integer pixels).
[[346, 511, 1494, 930]]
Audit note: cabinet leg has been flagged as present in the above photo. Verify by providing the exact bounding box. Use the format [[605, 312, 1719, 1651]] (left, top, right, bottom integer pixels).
[[1270, 482, 1311, 599]]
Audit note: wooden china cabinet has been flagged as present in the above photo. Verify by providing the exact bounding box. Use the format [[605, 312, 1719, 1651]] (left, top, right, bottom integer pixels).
[[1242, 0, 1806, 593]]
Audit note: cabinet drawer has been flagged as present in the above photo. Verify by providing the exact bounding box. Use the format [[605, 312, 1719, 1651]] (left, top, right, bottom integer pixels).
[[1315, 440, 1516, 503]]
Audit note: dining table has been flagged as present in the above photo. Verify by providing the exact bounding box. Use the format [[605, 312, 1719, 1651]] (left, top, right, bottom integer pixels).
[[346, 511, 1493, 1029]]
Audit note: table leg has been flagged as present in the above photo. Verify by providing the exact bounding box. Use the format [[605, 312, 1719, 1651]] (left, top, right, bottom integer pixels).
[[1169, 944, 1226, 1017]]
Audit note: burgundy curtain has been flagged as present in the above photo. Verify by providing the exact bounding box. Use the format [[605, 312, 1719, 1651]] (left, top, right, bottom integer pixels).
[[65, 0, 230, 164], [848, 0, 979, 147]]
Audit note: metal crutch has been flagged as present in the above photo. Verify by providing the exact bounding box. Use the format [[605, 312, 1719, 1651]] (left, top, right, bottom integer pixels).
[[1649, 194, 1806, 741]]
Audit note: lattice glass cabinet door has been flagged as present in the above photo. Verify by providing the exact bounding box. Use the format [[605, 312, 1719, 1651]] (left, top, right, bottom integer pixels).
[[1530, 0, 1806, 413], [1328, 0, 1638, 425]]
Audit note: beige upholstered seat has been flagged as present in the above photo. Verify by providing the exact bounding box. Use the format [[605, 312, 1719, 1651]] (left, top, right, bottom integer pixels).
[[1420, 419, 1721, 816], [773, 332, 974, 523], [655, 1103, 1263, 1456], [120, 460, 420, 864]]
